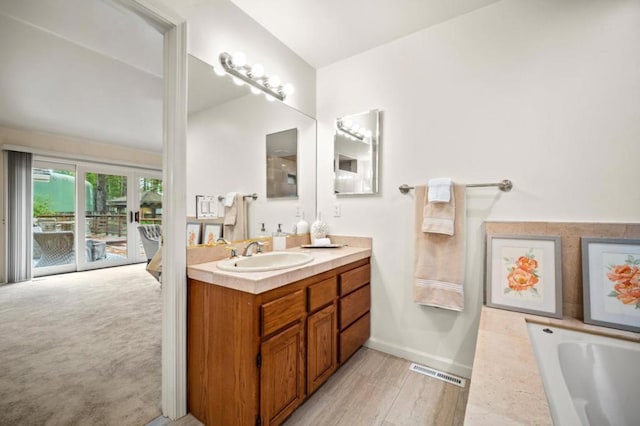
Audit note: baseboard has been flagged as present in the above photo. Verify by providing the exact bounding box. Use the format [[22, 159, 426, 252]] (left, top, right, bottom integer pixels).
[[365, 337, 473, 379]]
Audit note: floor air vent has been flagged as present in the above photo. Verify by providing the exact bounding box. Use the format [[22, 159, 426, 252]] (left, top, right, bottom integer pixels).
[[409, 363, 466, 388]]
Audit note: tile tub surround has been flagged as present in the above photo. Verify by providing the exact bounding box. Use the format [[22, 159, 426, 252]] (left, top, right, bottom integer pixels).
[[485, 222, 640, 319], [464, 307, 640, 425], [187, 240, 372, 294]]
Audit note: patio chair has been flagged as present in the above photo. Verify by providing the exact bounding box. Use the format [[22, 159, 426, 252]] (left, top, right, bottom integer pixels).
[[138, 224, 161, 264], [33, 231, 75, 267]]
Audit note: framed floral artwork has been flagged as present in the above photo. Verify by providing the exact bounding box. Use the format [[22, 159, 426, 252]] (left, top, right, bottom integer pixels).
[[486, 234, 563, 318], [186, 222, 201, 247], [582, 237, 640, 332], [202, 223, 223, 245]]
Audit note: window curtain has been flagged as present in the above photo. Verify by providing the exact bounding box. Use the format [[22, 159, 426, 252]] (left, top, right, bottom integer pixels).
[[7, 150, 33, 283]]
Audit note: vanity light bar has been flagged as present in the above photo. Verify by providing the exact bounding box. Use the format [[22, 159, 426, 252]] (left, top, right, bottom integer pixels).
[[218, 52, 293, 101], [336, 120, 365, 141]]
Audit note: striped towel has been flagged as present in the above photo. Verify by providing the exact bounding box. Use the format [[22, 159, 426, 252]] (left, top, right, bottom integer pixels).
[[414, 184, 466, 311]]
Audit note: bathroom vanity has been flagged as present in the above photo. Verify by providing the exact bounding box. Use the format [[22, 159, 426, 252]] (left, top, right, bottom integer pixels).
[[186, 244, 371, 426]]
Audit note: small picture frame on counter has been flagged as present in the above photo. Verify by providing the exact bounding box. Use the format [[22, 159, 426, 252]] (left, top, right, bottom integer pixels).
[[202, 223, 223, 245], [186, 222, 202, 247], [485, 234, 563, 319], [582, 237, 640, 332]]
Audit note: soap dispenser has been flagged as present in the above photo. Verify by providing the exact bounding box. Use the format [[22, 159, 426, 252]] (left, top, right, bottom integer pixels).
[[273, 224, 287, 250], [258, 222, 267, 237]]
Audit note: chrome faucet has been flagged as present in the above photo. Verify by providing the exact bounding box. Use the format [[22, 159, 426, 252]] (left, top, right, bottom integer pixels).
[[242, 241, 265, 257], [216, 238, 230, 245]]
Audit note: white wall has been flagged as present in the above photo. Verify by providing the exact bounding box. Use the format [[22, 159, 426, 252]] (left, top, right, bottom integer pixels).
[[0, 126, 162, 283], [187, 94, 316, 238], [166, 0, 316, 117], [316, 0, 640, 377]]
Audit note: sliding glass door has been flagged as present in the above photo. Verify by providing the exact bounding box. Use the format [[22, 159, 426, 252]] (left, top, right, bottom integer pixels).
[[77, 167, 131, 270], [32, 161, 77, 276], [32, 159, 161, 276]]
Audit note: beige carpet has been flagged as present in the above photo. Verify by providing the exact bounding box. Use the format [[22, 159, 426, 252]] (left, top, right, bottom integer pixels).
[[0, 264, 162, 425]]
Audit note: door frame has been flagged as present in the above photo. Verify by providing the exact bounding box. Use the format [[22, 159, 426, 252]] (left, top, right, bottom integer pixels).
[[117, 0, 187, 420]]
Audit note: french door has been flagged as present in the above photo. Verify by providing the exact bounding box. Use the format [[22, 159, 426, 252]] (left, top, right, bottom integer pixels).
[[76, 165, 162, 270], [32, 159, 161, 276]]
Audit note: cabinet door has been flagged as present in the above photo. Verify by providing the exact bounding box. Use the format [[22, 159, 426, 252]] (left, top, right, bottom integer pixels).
[[261, 321, 305, 426], [307, 304, 337, 394]]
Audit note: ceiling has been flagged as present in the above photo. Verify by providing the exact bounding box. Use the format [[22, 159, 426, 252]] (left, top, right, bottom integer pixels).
[[230, 0, 502, 68], [0, 0, 501, 153], [0, 0, 163, 152]]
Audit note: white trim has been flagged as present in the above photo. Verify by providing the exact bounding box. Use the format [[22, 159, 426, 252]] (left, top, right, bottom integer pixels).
[[2, 144, 161, 172], [118, 0, 187, 420], [160, 20, 188, 420], [365, 337, 472, 379]]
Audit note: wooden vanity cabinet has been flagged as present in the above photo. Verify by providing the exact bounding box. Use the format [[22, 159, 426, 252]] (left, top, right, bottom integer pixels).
[[338, 264, 371, 363], [187, 258, 370, 426], [306, 277, 338, 394]]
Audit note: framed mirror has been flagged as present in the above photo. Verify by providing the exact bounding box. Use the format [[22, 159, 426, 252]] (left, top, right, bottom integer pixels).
[[334, 109, 380, 195], [186, 55, 316, 240], [266, 128, 298, 199]]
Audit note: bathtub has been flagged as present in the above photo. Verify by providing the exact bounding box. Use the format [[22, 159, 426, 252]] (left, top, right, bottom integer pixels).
[[527, 322, 640, 426]]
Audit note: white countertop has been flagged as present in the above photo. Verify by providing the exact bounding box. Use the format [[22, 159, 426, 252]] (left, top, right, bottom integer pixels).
[[187, 246, 371, 294]]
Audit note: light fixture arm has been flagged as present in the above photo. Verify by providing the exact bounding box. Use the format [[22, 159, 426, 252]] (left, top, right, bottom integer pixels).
[[219, 52, 286, 101], [336, 120, 365, 141]]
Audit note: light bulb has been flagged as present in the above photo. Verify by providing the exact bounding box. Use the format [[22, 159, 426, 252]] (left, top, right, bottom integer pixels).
[[213, 66, 226, 77], [282, 84, 295, 95], [232, 51, 246, 67], [343, 120, 352, 130], [265, 94, 275, 102], [250, 86, 261, 95], [352, 124, 360, 133], [251, 63, 264, 78], [232, 77, 244, 86], [268, 75, 281, 87]]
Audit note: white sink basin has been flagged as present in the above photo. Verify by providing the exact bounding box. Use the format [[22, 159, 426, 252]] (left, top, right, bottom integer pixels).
[[217, 251, 314, 272]]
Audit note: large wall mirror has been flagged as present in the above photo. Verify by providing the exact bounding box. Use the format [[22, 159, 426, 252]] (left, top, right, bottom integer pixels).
[[334, 109, 380, 195], [186, 55, 316, 240]]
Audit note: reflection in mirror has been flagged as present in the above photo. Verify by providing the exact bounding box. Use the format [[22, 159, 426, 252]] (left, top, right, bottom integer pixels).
[[334, 109, 380, 195], [186, 55, 316, 240], [266, 128, 298, 198]]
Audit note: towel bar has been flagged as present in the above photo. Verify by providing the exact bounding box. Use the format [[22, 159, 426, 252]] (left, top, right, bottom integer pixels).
[[398, 179, 513, 194], [217, 193, 259, 202]]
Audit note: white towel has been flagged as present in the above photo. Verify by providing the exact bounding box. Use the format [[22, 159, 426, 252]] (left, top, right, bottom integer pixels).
[[422, 182, 455, 236], [313, 238, 332, 246], [224, 192, 237, 207], [427, 178, 452, 203]]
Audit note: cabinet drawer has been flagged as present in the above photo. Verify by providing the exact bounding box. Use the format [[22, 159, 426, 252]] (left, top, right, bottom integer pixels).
[[339, 264, 370, 296], [339, 284, 370, 331], [262, 289, 306, 336], [339, 312, 370, 364], [308, 277, 337, 313]]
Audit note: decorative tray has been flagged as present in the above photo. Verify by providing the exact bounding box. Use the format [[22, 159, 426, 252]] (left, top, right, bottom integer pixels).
[[300, 244, 345, 249]]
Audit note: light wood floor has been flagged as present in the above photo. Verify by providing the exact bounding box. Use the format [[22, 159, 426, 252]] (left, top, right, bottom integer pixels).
[[150, 347, 469, 426]]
